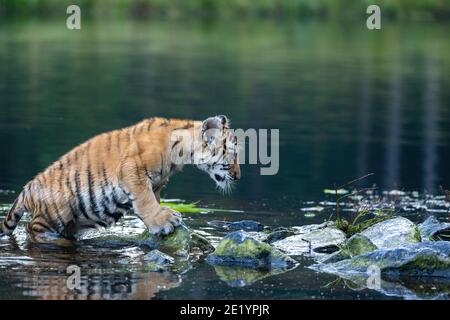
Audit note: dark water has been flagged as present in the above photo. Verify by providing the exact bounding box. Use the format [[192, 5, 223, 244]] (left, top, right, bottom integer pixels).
[[0, 19, 449, 299]]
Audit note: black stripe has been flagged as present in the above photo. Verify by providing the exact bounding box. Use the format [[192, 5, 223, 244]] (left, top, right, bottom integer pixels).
[[173, 123, 194, 130], [100, 166, 113, 217], [74, 170, 90, 220], [86, 164, 102, 220], [159, 119, 169, 127], [65, 173, 78, 218], [171, 140, 181, 151], [40, 200, 57, 232], [3, 220, 14, 230], [31, 221, 51, 232], [96, 221, 108, 228], [106, 133, 112, 152], [116, 131, 121, 152], [47, 184, 66, 233]]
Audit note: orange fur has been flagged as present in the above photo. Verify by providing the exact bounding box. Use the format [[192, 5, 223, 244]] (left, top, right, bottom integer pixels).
[[1, 116, 240, 243]]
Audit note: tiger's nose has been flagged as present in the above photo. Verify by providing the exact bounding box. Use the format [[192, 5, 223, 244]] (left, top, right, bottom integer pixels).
[[232, 171, 241, 180]]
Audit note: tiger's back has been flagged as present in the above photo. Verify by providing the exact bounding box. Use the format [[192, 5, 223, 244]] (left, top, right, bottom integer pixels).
[[1, 115, 240, 243], [3, 117, 161, 239]]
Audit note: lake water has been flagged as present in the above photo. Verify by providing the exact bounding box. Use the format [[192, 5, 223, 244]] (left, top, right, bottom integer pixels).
[[0, 18, 449, 299]]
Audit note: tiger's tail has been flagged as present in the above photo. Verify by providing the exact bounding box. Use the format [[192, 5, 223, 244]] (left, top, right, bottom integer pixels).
[[0, 193, 27, 236]]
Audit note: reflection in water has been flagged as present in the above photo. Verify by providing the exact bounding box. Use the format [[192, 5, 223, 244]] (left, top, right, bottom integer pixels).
[[356, 48, 372, 181], [19, 271, 180, 300], [384, 58, 402, 190], [0, 225, 181, 300], [423, 55, 440, 194], [0, 19, 449, 300]]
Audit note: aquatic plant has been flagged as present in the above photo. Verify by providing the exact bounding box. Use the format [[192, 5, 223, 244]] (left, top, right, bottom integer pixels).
[[327, 174, 394, 237]]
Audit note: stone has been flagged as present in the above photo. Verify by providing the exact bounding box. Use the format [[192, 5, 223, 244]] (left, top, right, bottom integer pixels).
[[418, 216, 450, 241], [206, 231, 298, 269], [142, 250, 175, 271], [340, 234, 378, 258], [311, 241, 450, 278], [359, 217, 421, 249], [272, 227, 346, 256]]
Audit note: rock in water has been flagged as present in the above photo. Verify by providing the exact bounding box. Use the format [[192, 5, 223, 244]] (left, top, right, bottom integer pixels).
[[208, 220, 264, 232], [263, 228, 297, 244], [138, 224, 215, 257], [311, 241, 450, 278], [418, 216, 450, 241], [359, 217, 421, 249], [227, 220, 264, 231], [272, 227, 346, 256], [340, 234, 378, 258], [206, 231, 298, 269], [143, 250, 175, 271]]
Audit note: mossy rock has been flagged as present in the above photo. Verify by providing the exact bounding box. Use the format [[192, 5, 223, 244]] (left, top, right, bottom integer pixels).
[[360, 217, 421, 249], [311, 241, 450, 278], [206, 231, 298, 269], [340, 234, 378, 258], [418, 216, 450, 241], [141, 250, 175, 272], [263, 228, 297, 244], [272, 227, 346, 256], [138, 224, 214, 257]]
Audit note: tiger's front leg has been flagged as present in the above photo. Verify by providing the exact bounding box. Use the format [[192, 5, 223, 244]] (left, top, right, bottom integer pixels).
[[120, 160, 182, 235]]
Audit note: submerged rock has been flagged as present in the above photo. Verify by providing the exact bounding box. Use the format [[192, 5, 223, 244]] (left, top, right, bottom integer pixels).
[[359, 217, 421, 249], [272, 227, 346, 256], [208, 220, 264, 232], [206, 231, 298, 269], [227, 220, 264, 232], [263, 228, 297, 244], [418, 216, 450, 241], [311, 241, 450, 278]]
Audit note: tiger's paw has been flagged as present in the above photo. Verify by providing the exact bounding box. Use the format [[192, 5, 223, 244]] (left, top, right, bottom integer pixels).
[[148, 207, 182, 236]]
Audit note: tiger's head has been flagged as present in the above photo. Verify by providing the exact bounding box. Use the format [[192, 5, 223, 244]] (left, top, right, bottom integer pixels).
[[194, 115, 240, 192]]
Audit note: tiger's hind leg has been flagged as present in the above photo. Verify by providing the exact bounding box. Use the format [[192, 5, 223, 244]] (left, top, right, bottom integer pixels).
[[26, 218, 75, 247]]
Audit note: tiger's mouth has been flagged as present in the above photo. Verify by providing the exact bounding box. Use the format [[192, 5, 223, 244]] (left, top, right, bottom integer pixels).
[[211, 170, 234, 193], [214, 174, 225, 182]]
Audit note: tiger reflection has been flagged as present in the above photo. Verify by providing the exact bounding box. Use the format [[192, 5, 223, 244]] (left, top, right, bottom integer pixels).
[[19, 270, 180, 300]]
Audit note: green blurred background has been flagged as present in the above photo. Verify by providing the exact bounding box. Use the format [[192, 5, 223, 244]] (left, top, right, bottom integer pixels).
[[1, 0, 450, 20]]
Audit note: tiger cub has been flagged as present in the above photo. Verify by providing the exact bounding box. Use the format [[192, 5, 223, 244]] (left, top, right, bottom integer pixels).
[[0, 116, 240, 243]]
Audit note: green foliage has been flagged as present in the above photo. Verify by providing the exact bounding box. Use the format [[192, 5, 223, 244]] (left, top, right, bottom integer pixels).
[[335, 209, 393, 237], [1, 0, 449, 20]]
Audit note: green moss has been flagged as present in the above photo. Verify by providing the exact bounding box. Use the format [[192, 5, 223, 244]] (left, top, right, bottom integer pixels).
[[214, 238, 272, 259], [407, 225, 422, 243], [400, 254, 450, 271], [340, 235, 378, 258]]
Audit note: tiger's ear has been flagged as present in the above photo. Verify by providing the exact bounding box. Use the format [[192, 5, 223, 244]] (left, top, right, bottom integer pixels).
[[201, 115, 228, 145]]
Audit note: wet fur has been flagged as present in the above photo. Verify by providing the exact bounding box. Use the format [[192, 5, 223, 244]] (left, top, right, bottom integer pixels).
[[0, 116, 240, 243]]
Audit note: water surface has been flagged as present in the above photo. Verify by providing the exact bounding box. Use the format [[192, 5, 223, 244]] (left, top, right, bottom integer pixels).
[[0, 19, 449, 299]]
